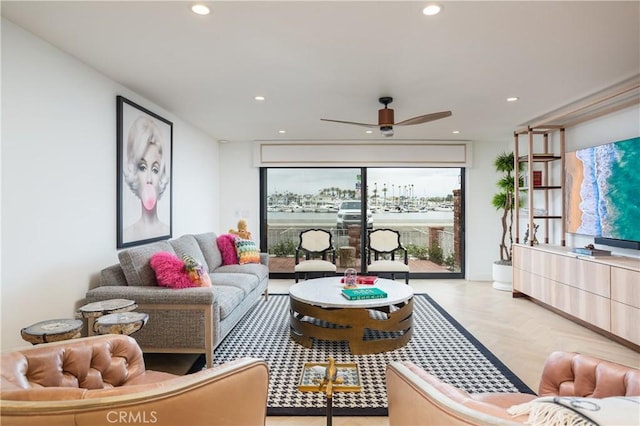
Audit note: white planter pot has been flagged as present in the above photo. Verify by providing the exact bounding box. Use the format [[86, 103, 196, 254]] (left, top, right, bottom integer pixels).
[[492, 262, 513, 292]]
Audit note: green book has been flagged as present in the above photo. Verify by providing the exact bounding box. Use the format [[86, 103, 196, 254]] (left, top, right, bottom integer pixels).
[[341, 287, 388, 300]]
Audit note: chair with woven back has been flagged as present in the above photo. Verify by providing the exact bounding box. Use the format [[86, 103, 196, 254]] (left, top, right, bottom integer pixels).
[[366, 228, 410, 284], [294, 229, 337, 282]]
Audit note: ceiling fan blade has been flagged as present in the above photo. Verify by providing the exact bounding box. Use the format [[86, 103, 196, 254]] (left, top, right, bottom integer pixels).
[[320, 118, 378, 128], [395, 111, 452, 126]]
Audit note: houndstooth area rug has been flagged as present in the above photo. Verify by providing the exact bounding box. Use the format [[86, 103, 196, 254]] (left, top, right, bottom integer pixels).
[[189, 293, 534, 416]]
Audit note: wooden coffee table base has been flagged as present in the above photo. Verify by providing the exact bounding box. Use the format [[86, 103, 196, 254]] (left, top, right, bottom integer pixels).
[[290, 297, 413, 355]]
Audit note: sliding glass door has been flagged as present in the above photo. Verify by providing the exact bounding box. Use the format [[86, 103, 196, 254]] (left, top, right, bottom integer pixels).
[[261, 167, 464, 279]]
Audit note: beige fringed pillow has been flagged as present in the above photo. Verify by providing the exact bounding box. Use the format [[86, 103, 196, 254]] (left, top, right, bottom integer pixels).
[[508, 396, 640, 426]]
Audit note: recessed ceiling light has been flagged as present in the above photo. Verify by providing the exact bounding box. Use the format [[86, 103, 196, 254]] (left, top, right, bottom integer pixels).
[[452, 130, 460, 134], [254, 95, 265, 101], [191, 4, 210, 15], [365, 130, 373, 134], [278, 130, 286, 134], [507, 97, 519, 102], [423, 4, 442, 16]]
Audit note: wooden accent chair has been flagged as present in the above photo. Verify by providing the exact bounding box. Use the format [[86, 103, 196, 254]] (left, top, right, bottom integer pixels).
[[294, 229, 337, 282], [1, 334, 269, 426], [366, 228, 410, 284]]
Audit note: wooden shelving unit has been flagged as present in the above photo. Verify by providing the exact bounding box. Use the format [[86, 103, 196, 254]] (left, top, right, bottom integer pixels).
[[513, 126, 566, 247], [512, 75, 640, 248]]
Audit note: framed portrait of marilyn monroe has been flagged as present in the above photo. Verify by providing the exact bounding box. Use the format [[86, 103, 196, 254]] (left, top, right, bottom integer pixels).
[[117, 96, 173, 248]]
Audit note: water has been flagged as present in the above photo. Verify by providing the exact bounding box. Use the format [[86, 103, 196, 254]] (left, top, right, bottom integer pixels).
[[267, 211, 454, 226], [575, 137, 640, 241]]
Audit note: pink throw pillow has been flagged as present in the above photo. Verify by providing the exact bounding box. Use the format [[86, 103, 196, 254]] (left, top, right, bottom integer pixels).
[[217, 234, 239, 265], [149, 252, 196, 289]]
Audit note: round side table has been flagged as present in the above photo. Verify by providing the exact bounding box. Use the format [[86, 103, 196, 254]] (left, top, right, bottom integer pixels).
[[21, 319, 83, 344], [76, 299, 137, 336], [93, 312, 149, 336]]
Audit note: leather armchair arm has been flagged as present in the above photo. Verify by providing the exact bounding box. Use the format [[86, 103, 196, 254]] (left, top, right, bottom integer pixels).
[[386, 361, 527, 426], [1, 357, 268, 426]]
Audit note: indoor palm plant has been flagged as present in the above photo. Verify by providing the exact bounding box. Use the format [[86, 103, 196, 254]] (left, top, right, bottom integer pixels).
[[491, 151, 523, 290]]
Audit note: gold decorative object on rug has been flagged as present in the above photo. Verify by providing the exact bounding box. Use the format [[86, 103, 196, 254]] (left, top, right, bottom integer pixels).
[[298, 357, 361, 426]]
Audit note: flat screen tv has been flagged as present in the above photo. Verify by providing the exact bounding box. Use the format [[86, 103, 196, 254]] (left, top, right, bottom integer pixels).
[[565, 136, 640, 250]]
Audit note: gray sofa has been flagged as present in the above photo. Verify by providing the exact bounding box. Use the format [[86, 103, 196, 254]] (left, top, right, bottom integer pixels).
[[85, 232, 269, 368]]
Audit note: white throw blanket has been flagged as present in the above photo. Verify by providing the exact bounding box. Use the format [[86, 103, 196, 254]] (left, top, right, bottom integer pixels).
[[508, 396, 640, 426]]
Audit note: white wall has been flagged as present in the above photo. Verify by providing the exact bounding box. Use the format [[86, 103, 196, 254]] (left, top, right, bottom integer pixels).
[[466, 139, 512, 280], [1, 19, 220, 351], [219, 141, 261, 242]]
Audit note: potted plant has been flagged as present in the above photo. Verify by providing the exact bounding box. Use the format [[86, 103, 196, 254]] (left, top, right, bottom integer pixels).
[[491, 151, 523, 291]]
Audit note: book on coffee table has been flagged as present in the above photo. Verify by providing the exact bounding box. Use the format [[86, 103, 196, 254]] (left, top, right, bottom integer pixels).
[[341, 287, 388, 300]]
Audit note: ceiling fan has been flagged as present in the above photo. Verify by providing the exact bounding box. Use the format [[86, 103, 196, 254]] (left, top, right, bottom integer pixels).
[[321, 96, 452, 137]]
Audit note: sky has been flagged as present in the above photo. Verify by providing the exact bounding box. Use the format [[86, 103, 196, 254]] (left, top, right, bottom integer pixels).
[[267, 168, 461, 198]]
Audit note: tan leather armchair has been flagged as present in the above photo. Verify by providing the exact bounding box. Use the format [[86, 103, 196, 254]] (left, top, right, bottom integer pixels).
[[386, 351, 640, 425], [1, 335, 269, 426]]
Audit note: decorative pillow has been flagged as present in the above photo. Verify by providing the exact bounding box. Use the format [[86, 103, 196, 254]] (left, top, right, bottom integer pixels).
[[149, 252, 195, 289], [217, 234, 239, 265], [182, 254, 212, 287], [234, 237, 261, 265]]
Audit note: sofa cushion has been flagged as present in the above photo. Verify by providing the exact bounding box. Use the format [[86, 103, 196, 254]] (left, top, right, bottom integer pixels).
[[215, 263, 269, 283], [193, 232, 222, 272], [209, 273, 259, 297], [118, 241, 176, 287], [235, 238, 261, 264], [169, 235, 209, 272], [214, 285, 246, 320]]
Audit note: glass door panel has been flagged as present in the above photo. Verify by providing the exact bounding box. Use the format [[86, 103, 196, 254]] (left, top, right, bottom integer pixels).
[[265, 168, 363, 275], [366, 168, 463, 275]]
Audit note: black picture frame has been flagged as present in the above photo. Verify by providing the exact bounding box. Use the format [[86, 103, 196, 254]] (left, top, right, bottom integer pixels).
[[117, 96, 173, 248]]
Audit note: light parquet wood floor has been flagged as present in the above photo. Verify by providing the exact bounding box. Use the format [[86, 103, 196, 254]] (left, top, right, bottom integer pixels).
[[265, 279, 640, 426]]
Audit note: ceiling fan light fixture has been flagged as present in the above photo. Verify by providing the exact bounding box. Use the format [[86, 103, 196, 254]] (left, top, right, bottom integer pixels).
[[423, 4, 442, 16], [380, 126, 394, 137]]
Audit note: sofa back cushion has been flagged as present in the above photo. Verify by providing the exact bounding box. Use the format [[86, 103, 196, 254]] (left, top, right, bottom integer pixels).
[[100, 264, 129, 286], [118, 241, 175, 286], [169, 235, 209, 271], [193, 232, 222, 271]]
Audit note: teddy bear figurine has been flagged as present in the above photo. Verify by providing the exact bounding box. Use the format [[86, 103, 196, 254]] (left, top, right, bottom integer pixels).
[[229, 219, 252, 240]]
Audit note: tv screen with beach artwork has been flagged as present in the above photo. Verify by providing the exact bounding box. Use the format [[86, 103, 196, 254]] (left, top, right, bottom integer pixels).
[[565, 137, 640, 246]]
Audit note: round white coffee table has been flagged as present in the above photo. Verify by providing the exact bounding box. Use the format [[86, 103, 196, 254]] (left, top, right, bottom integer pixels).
[[289, 277, 414, 354]]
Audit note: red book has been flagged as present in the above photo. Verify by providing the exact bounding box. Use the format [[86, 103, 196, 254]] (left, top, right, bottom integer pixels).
[[340, 276, 378, 285], [533, 170, 542, 187]]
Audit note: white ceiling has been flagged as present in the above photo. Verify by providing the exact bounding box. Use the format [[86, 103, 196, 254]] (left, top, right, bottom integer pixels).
[[2, 1, 639, 143]]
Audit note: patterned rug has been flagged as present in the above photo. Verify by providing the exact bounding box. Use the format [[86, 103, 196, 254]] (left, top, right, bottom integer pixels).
[[189, 294, 534, 416]]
